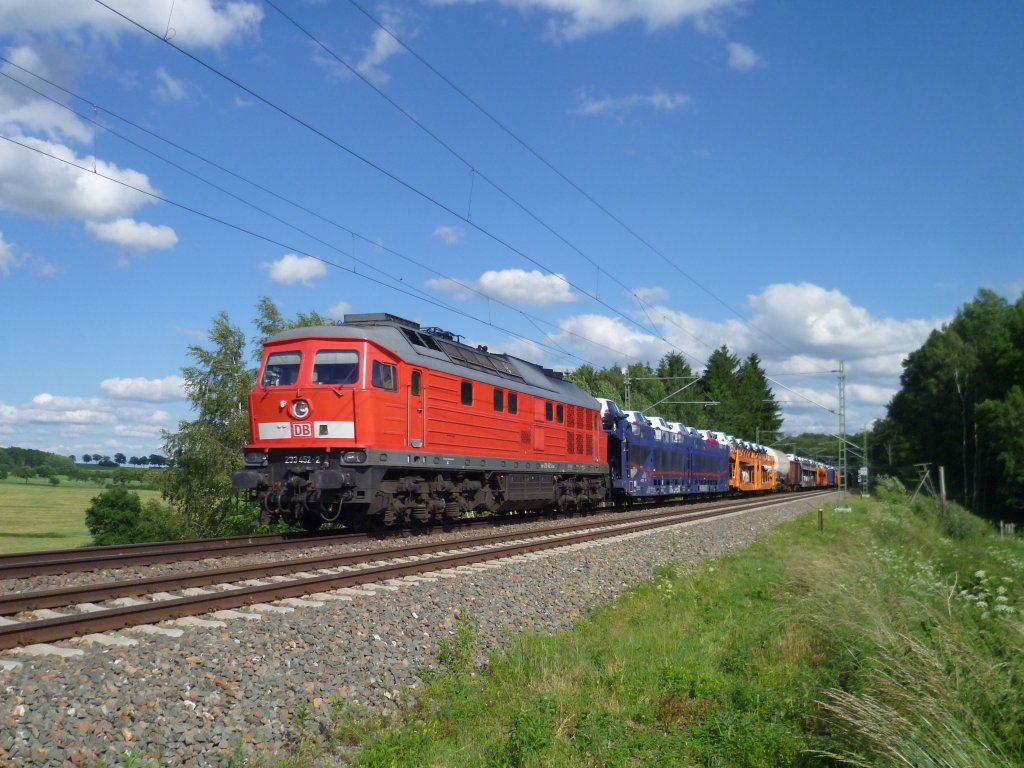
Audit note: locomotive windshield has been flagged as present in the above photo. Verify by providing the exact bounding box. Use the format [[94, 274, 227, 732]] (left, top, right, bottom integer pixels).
[[260, 351, 301, 386], [313, 350, 360, 385]]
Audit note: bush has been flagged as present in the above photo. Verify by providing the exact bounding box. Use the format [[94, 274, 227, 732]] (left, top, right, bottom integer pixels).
[[85, 486, 180, 545], [874, 475, 908, 504]]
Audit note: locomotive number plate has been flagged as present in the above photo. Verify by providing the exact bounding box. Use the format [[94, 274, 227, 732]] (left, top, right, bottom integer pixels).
[[284, 455, 319, 465], [269, 449, 327, 466]]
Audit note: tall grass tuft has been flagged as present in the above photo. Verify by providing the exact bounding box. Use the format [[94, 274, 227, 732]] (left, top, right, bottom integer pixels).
[[789, 495, 1024, 767]]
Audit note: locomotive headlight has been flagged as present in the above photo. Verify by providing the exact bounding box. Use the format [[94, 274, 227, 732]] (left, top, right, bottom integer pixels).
[[244, 450, 267, 466], [291, 399, 310, 419], [342, 450, 367, 464]]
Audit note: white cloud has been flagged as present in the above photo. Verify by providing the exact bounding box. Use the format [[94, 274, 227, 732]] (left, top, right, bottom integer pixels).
[[100, 376, 186, 403], [0, 49, 94, 144], [327, 300, 352, 320], [551, 313, 669, 365], [314, 6, 411, 86], [85, 217, 178, 252], [266, 253, 328, 286], [1, 54, 178, 248], [355, 18, 407, 86], [153, 67, 188, 102], [433, 225, 464, 245], [0, 231, 18, 276], [431, 0, 745, 40], [537, 282, 943, 434], [573, 89, 692, 118], [633, 286, 669, 303], [428, 268, 577, 306], [34, 255, 58, 277], [0, 136, 158, 219], [847, 382, 896, 407], [746, 283, 940, 360], [0, 0, 263, 49], [0, 389, 181, 457], [726, 41, 762, 71]]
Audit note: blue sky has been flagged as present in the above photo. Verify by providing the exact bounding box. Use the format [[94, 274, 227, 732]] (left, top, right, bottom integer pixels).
[[0, 0, 1021, 461]]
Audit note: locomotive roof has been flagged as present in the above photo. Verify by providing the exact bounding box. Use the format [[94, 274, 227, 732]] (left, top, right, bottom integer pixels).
[[265, 314, 598, 409]]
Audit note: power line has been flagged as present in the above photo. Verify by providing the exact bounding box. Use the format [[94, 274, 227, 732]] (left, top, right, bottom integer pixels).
[[91, 0, 709, 369], [0, 130, 645, 371], [0, 57, 664, 370], [262, 0, 714, 359], [341, 0, 803, 361]]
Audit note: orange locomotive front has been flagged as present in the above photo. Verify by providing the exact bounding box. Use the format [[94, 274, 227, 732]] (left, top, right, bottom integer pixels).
[[232, 313, 608, 530]]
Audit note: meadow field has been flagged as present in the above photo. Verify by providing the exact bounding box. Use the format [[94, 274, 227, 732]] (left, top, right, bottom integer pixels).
[[0, 479, 161, 554]]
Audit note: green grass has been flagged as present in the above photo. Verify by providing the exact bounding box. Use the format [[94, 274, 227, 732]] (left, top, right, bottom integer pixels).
[[0, 479, 161, 553], [240, 491, 1024, 768]]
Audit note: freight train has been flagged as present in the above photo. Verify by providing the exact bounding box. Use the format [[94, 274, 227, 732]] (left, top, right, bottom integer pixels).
[[232, 313, 837, 530]]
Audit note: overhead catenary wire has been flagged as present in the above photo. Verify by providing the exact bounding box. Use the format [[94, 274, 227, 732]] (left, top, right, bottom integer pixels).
[[0, 58, 645, 369], [304, 2, 836, 417], [262, 0, 715, 359], [90, 0, 709, 371], [0, 131, 630, 370], [340, 0, 804, 362]]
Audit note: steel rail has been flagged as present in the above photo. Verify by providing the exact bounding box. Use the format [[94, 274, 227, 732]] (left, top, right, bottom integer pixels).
[[0, 511, 537, 579], [0, 490, 830, 579], [0, 494, 829, 651], [0, 498, 787, 615], [0, 530, 358, 578]]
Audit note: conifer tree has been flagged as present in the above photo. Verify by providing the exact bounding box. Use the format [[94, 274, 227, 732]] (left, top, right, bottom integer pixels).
[[699, 346, 742, 434]]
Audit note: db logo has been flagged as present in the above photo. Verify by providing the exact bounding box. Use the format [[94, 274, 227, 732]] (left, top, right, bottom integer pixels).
[[291, 422, 313, 438]]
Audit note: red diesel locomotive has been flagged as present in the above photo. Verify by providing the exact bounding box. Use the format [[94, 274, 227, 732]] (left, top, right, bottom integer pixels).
[[232, 313, 608, 530]]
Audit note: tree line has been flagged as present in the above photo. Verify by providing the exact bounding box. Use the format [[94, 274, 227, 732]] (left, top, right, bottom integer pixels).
[[76, 453, 168, 468], [0, 463, 159, 487], [871, 289, 1024, 521], [566, 347, 783, 442]]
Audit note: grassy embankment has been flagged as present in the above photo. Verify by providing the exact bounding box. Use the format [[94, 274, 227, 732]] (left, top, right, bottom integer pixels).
[[263, 488, 1023, 768], [0, 478, 161, 553]]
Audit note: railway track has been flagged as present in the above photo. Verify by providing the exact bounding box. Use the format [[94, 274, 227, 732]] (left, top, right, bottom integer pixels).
[[0, 502, 633, 579], [0, 521, 472, 579], [0, 493, 831, 653]]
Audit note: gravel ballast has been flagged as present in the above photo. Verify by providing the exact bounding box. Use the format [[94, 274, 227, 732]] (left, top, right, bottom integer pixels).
[[0, 495, 829, 766]]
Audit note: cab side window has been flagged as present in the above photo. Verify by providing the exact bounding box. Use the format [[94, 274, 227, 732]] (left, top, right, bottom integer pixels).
[[461, 381, 473, 406], [371, 361, 397, 391]]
